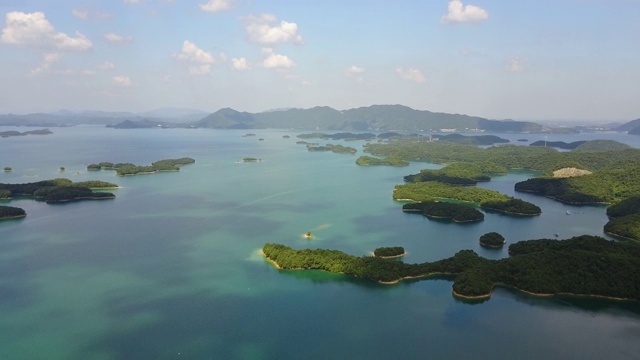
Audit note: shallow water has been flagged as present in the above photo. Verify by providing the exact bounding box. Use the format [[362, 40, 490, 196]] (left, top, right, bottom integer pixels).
[[1, 126, 639, 359]]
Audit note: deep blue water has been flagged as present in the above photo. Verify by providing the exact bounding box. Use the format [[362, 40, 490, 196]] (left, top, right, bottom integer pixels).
[[0, 126, 639, 359]]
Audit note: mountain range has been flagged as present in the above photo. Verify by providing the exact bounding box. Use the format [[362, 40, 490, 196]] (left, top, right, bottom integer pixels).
[[1, 105, 638, 133]]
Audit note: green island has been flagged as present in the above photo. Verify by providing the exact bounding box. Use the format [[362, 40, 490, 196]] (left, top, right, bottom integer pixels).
[[404, 162, 507, 185], [306, 144, 357, 155], [0, 178, 117, 203], [262, 235, 640, 300], [241, 157, 262, 163], [479, 232, 506, 248], [402, 201, 484, 222], [297, 132, 376, 141], [373, 246, 406, 258], [394, 182, 541, 216], [3, 167, 11, 172], [364, 139, 640, 238], [0, 129, 53, 137], [87, 157, 195, 176], [355, 155, 409, 166], [0, 205, 27, 219]]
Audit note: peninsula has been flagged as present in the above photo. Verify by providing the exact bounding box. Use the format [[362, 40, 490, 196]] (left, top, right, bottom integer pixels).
[[87, 157, 195, 176], [262, 235, 640, 301]]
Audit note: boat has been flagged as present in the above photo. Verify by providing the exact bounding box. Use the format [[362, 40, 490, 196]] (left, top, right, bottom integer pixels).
[[565, 210, 571, 215]]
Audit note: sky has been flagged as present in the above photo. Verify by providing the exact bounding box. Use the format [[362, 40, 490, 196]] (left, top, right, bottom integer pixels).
[[0, 0, 638, 121]]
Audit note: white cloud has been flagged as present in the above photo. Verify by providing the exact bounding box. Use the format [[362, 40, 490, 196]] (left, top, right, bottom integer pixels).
[[30, 52, 61, 76], [98, 61, 115, 71], [395, 67, 426, 83], [441, 0, 489, 24], [345, 65, 365, 76], [71, 9, 89, 20], [104, 33, 133, 44], [1, 12, 92, 51], [232, 57, 250, 70], [506, 56, 527, 73], [199, 0, 233, 12], [243, 14, 304, 46], [175, 40, 215, 75], [261, 48, 295, 68], [112, 75, 134, 87]]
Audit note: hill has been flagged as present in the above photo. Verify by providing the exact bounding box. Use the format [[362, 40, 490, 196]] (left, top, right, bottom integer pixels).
[[614, 118, 640, 132]]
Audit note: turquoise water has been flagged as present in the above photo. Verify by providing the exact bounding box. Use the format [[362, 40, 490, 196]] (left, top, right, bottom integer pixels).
[[1, 126, 639, 359]]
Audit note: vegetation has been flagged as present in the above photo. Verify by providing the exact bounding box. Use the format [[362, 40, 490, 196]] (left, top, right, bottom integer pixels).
[[434, 134, 510, 146], [573, 140, 631, 152], [0, 179, 116, 203], [530, 140, 586, 150], [479, 232, 505, 248], [0, 205, 26, 219], [402, 201, 484, 222], [3, 167, 11, 172], [355, 156, 409, 166], [604, 213, 640, 240], [363, 140, 640, 173], [394, 181, 540, 215], [404, 162, 506, 185], [87, 157, 195, 176], [263, 235, 640, 300], [373, 247, 405, 258], [307, 144, 357, 154], [242, 158, 262, 162], [606, 197, 640, 218], [515, 166, 640, 204], [297, 133, 376, 141], [480, 198, 541, 216]]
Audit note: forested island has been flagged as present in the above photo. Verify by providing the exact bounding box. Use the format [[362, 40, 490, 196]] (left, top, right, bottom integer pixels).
[[394, 182, 541, 216], [87, 157, 195, 176], [404, 162, 507, 185], [0, 205, 27, 219], [0, 129, 53, 137], [306, 144, 357, 154], [262, 235, 640, 300], [0, 178, 117, 203], [355, 156, 409, 166], [402, 201, 484, 222], [363, 138, 640, 238], [373, 246, 406, 258], [479, 232, 506, 248]]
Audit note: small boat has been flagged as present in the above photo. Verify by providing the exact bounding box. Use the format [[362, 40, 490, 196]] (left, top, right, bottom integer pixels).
[[554, 233, 559, 237], [304, 232, 312, 239], [565, 210, 571, 215]]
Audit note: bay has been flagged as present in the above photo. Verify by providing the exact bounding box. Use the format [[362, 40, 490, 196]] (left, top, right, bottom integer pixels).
[[1, 126, 639, 359]]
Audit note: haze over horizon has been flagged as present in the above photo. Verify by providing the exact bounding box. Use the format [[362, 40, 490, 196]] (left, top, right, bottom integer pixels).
[[1, 0, 638, 122]]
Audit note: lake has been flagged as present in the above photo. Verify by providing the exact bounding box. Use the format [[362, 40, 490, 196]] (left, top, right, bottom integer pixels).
[[1, 126, 639, 359]]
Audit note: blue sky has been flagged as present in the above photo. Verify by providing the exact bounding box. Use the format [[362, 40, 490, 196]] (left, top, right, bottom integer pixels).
[[0, 0, 638, 121]]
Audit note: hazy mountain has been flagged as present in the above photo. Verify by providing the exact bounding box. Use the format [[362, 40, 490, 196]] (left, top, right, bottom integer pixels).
[[196, 108, 258, 129], [615, 118, 640, 132]]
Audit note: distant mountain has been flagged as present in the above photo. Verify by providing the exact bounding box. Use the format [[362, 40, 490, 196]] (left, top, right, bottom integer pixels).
[[615, 118, 640, 132], [198, 104, 544, 132], [196, 108, 258, 129], [627, 126, 640, 136]]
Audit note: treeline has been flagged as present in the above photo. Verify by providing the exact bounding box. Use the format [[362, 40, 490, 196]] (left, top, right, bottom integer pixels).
[[402, 201, 484, 222], [87, 157, 195, 176], [0, 178, 117, 203], [263, 235, 640, 300], [603, 196, 640, 240], [404, 162, 507, 185], [363, 140, 640, 173], [297, 133, 376, 141], [394, 182, 540, 215], [355, 156, 409, 166]]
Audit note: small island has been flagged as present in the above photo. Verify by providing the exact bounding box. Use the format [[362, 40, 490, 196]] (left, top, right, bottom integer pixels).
[[87, 157, 195, 176], [0, 178, 118, 203], [402, 201, 484, 222], [241, 157, 262, 163], [0, 129, 52, 137], [355, 155, 409, 167], [3, 167, 11, 172], [479, 232, 505, 248], [0, 205, 27, 220], [373, 246, 406, 258], [306, 144, 357, 155]]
